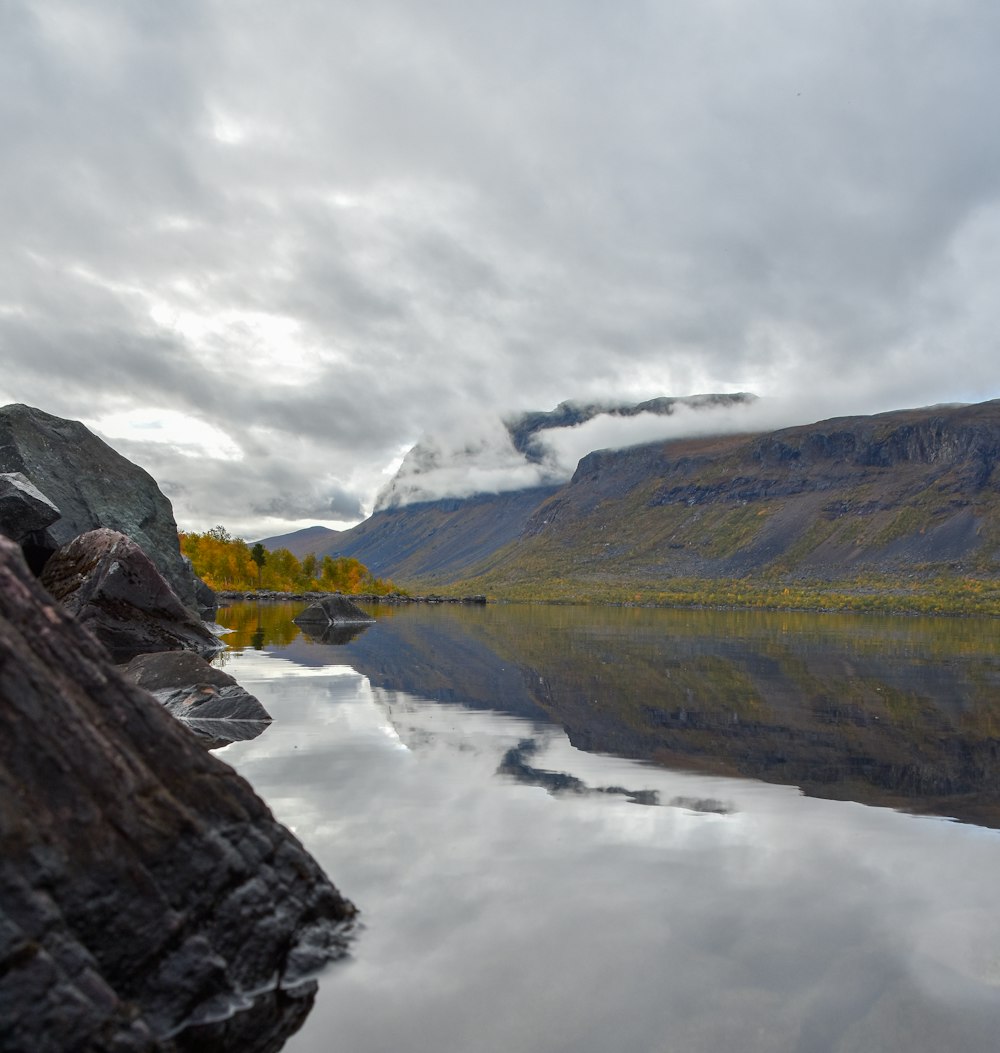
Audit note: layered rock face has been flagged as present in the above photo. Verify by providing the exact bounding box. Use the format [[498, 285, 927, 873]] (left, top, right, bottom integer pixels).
[[325, 400, 1000, 590], [500, 400, 1000, 585], [0, 404, 205, 608], [0, 538, 355, 1051]]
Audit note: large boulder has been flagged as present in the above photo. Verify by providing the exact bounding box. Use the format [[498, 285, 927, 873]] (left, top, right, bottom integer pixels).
[[0, 536, 356, 1050], [122, 650, 272, 748], [40, 528, 219, 662], [0, 403, 204, 608]]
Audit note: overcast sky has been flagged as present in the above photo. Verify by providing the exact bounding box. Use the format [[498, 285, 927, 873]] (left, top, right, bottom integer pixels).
[[3, 1, 1000, 538]]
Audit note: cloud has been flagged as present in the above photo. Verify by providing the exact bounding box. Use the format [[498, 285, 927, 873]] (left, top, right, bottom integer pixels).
[[2, 1, 1000, 535], [251, 487, 366, 524], [376, 412, 559, 509]]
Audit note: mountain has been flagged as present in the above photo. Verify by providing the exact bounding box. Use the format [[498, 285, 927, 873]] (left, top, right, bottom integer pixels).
[[374, 391, 755, 511], [257, 523, 341, 558], [326, 486, 560, 582], [313, 400, 1000, 598]]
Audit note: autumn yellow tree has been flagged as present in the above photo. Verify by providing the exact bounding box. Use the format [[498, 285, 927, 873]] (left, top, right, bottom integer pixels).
[[179, 528, 398, 595]]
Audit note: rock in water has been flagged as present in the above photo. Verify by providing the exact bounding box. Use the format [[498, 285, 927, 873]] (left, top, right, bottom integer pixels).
[[0, 536, 356, 1051], [0, 403, 203, 608], [40, 529, 219, 662], [122, 651, 272, 748], [293, 594, 376, 628]]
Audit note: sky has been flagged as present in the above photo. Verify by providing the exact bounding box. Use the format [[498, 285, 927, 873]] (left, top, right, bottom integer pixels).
[[3, 1, 1000, 539]]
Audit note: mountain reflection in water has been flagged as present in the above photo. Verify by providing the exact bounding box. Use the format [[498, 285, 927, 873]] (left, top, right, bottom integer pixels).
[[312, 603, 1000, 828], [215, 601, 1000, 1053]]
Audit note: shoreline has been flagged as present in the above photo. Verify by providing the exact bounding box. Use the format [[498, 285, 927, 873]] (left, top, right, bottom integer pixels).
[[214, 589, 487, 605], [211, 587, 1000, 618]]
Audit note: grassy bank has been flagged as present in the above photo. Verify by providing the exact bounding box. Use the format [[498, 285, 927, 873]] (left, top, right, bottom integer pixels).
[[405, 571, 1000, 616]]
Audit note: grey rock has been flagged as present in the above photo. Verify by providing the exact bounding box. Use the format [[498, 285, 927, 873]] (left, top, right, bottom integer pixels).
[[122, 651, 271, 748], [188, 560, 218, 612], [179, 716, 271, 750], [0, 403, 205, 607], [293, 594, 376, 628], [0, 536, 355, 1050], [0, 471, 60, 542], [40, 528, 220, 662]]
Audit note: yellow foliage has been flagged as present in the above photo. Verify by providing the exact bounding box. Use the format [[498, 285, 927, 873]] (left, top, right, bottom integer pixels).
[[179, 527, 398, 595]]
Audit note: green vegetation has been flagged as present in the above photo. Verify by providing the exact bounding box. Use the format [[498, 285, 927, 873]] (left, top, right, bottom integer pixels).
[[414, 568, 1000, 616], [180, 525, 399, 595]]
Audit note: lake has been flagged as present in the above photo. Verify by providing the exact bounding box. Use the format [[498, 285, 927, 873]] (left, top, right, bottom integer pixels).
[[215, 601, 1000, 1053]]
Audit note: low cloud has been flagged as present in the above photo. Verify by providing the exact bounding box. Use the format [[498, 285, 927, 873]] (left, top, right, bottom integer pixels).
[[3, 2, 1000, 536], [376, 386, 958, 509], [251, 487, 365, 523], [376, 413, 562, 509]]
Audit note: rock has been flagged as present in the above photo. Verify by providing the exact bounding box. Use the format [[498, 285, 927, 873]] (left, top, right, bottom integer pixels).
[[0, 536, 355, 1050], [40, 528, 220, 662], [186, 557, 218, 612], [0, 471, 61, 543], [0, 403, 206, 607], [122, 651, 272, 748], [293, 594, 376, 628]]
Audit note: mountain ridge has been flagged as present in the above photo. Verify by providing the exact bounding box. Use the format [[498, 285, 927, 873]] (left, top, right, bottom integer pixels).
[[263, 399, 1000, 605]]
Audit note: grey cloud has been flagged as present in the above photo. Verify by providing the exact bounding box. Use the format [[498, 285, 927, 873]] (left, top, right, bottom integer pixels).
[[108, 434, 368, 538], [3, 1, 1000, 536], [251, 488, 366, 523]]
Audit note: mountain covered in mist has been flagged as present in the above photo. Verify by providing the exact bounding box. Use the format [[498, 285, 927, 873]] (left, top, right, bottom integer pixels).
[[266, 399, 1000, 597], [374, 392, 756, 511]]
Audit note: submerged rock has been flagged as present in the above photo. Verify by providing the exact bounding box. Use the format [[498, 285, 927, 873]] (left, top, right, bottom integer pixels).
[[122, 651, 272, 748], [0, 403, 208, 607], [0, 536, 356, 1050], [40, 528, 219, 662]]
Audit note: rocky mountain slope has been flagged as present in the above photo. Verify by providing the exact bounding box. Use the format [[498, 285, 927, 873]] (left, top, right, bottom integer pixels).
[[304, 400, 1000, 595], [327, 486, 560, 582], [480, 399, 1000, 590]]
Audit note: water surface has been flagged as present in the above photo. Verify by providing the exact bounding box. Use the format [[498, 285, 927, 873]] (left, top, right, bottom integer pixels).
[[217, 602, 1000, 1052]]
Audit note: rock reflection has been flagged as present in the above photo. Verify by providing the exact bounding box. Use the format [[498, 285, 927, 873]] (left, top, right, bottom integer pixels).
[[296, 622, 372, 646]]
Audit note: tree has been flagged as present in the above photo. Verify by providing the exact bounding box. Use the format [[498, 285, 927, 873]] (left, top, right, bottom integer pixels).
[[179, 527, 396, 594], [300, 552, 318, 588], [250, 542, 267, 589]]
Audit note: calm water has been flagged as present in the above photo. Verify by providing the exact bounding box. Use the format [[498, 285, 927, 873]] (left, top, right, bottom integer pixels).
[[215, 602, 1000, 1053]]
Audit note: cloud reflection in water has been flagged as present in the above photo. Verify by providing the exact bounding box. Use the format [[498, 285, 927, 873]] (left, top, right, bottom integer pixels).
[[221, 643, 1000, 1053]]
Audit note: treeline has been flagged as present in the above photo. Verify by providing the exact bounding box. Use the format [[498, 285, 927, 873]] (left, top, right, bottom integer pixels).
[[179, 526, 398, 595]]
